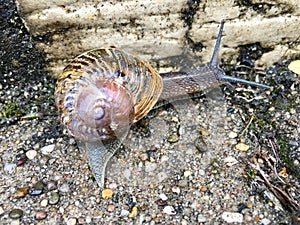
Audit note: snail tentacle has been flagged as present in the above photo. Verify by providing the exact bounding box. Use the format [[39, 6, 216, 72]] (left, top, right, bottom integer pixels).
[[208, 20, 271, 89]]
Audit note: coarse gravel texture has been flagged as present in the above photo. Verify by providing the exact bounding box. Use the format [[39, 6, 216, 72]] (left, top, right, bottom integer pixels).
[[0, 0, 299, 225]]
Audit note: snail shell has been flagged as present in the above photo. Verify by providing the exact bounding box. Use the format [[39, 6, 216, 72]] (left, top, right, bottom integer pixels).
[[55, 48, 163, 143], [55, 20, 270, 188]]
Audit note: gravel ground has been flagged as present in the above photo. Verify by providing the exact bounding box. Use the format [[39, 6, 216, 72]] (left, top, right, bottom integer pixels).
[[0, 0, 299, 224]]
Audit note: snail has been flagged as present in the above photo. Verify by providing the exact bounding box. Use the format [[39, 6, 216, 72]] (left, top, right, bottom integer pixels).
[[55, 20, 271, 188]]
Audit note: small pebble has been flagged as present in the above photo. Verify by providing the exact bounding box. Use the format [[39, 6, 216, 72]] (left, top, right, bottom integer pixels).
[[47, 181, 57, 191], [30, 181, 45, 196], [139, 153, 148, 161], [261, 218, 271, 225], [228, 131, 238, 138], [156, 199, 167, 206], [16, 158, 27, 166], [49, 192, 60, 205], [157, 172, 168, 183], [199, 169, 205, 176], [184, 170, 192, 177], [223, 193, 231, 200], [40, 144, 55, 155], [235, 143, 250, 152], [171, 116, 179, 122], [0, 206, 4, 215], [4, 163, 16, 174], [78, 217, 86, 224], [11, 219, 20, 225], [41, 199, 48, 207], [36, 211, 47, 220], [9, 209, 23, 219], [171, 186, 180, 194], [159, 193, 168, 201], [150, 145, 158, 151], [200, 186, 207, 192], [59, 183, 70, 193], [108, 183, 117, 189], [178, 179, 188, 187], [268, 106, 275, 112], [224, 156, 238, 166], [199, 127, 209, 136], [181, 219, 188, 225], [85, 216, 92, 223], [163, 206, 176, 215], [198, 214, 207, 223], [167, 133, 179, 143], [145, 161, 157, 172], [194, 136, 208, 152], [14, 187, 29, 198], [102, 189, 114, 200], [107, 204, 115, 212], [221, 212, 243, 223], [128, 206, 138, 218], [25, 150, 37, 159], [66, 218, 77, 225], [120, 209, 130, 217]]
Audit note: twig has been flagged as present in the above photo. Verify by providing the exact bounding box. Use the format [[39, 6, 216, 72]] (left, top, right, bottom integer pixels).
[[243, 152, 299, 213], [240, 116, 254, 136]]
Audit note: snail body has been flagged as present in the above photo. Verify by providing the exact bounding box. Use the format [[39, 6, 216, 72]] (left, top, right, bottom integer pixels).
[[55, 20, 270, 188]]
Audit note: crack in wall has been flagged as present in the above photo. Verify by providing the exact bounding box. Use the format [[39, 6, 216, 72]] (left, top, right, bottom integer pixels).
[[181, 0, 203, 52]]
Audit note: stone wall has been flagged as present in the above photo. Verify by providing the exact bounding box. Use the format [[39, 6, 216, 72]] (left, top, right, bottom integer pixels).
[[16, 0, 300, 77]]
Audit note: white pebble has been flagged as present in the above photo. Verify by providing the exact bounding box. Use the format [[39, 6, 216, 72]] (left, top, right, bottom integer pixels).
[[4, 163, 16, 174], [40, 199, 48, 207], [59, 206, 65, 214], [159, 193, 168, 201], [11, 220, 20, 225], [228, 131, 238, 138], [184, 170, 192, 177], [261, 218, 271, 225], [224, 156, 238, 166], [120, 209, 130, 217], [108, 183, 118, 189], [157, 172, 168, 183], [163, 206, 176, 215], [59, 183, 70, 193], [181, 219, 188, 225], [198, 214, 207, 222], [145, 161, 157, 172], [221, 212, 243, 223], [26, 150, 37, 160], [171, 186, 180, 194], [40, 144, 55, 155], [198, 169, 205, 176], [235, 143, 250, 152], [123, 169, 131, 179], [66, 218, 77, 225], [160, 155, 169, 162], [85, 216, 92, 223]]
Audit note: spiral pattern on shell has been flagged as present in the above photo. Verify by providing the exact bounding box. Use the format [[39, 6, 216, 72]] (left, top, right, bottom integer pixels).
[[55, 48, 163, 143]]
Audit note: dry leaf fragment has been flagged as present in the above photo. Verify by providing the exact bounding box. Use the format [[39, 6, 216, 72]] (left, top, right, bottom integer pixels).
[[288, 60, 300, 75], [278, 167, 288, 178]]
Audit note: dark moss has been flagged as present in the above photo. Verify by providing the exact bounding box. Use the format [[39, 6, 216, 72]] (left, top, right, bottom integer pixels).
[[181, 0, 203, 51], [0, 102, 25, 118], [234, 0, 293, 15], [238, 42, 273, 62]]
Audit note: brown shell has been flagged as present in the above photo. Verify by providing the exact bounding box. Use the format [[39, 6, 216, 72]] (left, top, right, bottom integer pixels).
[[55, 48, 163, 142]]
